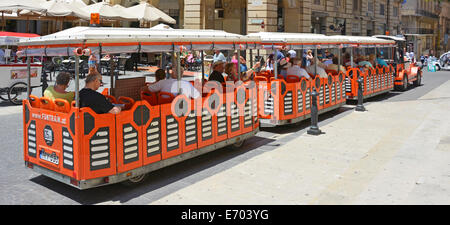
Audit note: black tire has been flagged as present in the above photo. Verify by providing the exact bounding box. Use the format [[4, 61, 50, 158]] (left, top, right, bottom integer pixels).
[[8, 82, 29, 105], [436, 65, 441, 71], [0, 89, 8, 101], [399, 75, 408, 91], [121, 173, 147, 186], [230, 139, 245, 150], [413, 71, 422, 86]]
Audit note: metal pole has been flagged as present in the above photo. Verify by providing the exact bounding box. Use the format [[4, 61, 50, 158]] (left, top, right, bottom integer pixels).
[[250, 49, 253, 68], [374, 46, 377, 68], [177, 52, 181, 94], [314, 48, 318, 76], [338, 47, 341, 73], [274, 48, 278, 79], [74, 55, 80, 107], [350, 47, 354, 68], [109, 56, 114, 96], [26, 57, 31, 99], [201, 50, 205, 82], [237, 48, 241, 81]]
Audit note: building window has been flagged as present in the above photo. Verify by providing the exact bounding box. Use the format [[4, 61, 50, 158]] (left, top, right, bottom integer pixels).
[[380, 4, 385, 15], [368, 0, 373, 12], [277, 0, 284, 32], [353, 0, 359, 11], [215, 0, 223, 8], [314, 0, 321, 5], [393, 6, 399, 17]]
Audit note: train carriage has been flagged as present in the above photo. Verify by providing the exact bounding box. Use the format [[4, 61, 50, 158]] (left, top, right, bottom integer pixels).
[[333, 35, 397, 100], [18, 26, 261, 189], [246, 32, 350, 127]]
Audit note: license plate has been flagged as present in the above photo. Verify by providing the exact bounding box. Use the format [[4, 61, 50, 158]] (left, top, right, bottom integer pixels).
[[39, 149, 59, 165]]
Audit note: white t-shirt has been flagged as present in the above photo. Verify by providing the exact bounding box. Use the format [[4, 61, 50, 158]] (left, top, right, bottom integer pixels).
[[306, 65, 328, 78], [148, 78, 200, 99], [286, 65, 311, 79]]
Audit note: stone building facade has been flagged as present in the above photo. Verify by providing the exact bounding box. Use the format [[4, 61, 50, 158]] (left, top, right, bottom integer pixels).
[[106, 0, 402, 36]]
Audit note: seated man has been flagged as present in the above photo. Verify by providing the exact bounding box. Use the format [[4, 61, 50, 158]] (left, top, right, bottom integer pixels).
[[326, 57, 347, 74], [79, 71, 121, 114], [43, 72, 75, 103], [306, 58, 328, 78], [144, 66, 200, 99], [286, 57, 310, 79], [376, 54, 389, 67], [154, 68, 166, 82], [208, 61, 226, 83]]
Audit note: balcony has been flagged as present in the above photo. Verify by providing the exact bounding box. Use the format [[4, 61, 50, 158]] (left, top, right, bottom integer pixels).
[[416, 9, 439, 19], [403, 27, 435, 35]]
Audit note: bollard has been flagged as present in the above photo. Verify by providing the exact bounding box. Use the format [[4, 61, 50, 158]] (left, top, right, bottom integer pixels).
[[355, 76, 366, 112], [307, 89, 322, 135]]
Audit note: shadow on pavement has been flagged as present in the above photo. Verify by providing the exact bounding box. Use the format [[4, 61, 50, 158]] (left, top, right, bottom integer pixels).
[[30, 135, 275, 205]]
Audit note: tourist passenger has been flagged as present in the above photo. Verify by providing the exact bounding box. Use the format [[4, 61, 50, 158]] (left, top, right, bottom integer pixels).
[[213, 50, 226, 63], [265, 53, 275, 72], [43, 72, 75, 103], [208, 61, 226, 83], [358, 55, 374, 69], [286, 57, 311, 79], [376, 54, 389, 67], [326, 57, 347, 74], [144, 66, 200, 99], [79, 70, 122, 114], [306, 57, 328, 78], [154, 68, 166, 82]]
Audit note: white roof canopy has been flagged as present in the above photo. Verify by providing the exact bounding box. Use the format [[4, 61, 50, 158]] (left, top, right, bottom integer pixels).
[[247, 32, 351, 49], [17, 26, 261, 56]]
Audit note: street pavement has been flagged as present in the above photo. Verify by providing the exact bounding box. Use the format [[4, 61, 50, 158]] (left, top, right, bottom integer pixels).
[[0, 70, 449, 205]]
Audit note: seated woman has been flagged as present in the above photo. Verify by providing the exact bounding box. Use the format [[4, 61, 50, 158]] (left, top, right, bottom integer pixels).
[[43, 72, 75, 103]]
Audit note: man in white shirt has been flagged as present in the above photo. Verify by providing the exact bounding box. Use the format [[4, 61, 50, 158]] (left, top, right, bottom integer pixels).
[[144, 66, 200, 99], [213, 50, 226, 63], [286, 57, 310, 79], [306, 58, 328, 78]]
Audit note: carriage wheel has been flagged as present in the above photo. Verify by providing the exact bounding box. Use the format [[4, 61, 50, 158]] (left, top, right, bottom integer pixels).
[[0, 88, 8, 101], [8, 82, 29, 105]]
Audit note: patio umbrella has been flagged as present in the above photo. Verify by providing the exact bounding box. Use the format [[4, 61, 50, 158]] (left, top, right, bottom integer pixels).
[[0, 0, 47, 13], [122, 1, 176, 24], [28, 0, 91, 20], [82, 2, 136, 21], [149, 23, 174, 30]]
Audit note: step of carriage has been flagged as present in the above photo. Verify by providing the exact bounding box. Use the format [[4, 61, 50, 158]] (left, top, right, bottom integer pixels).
[[244, 99, 253, 127], [230, 102, 240, 131], [297, 89, 304, 113], [345, 77, 352, 93], [165, 115, 179, 151], [283, 91, 293, 115], [89, 127, 111, 171], [217, 104, 227, 136], [146, 118, 161, 157], [27, 120, 37, 158], [62, 127, 74, 170], [201, 108, 213, 141], [185, 110, 198, 145], [121, 124, 139, 164]]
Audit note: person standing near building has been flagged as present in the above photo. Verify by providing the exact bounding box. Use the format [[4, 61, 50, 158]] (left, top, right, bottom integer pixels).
[[213, 50, 226, 63]]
